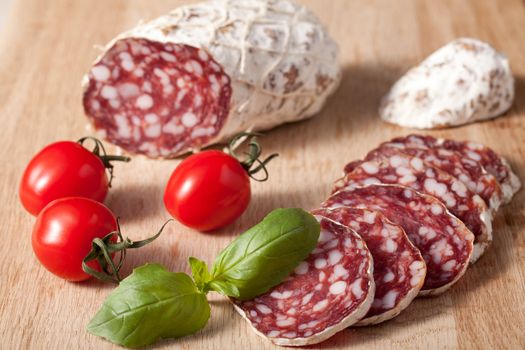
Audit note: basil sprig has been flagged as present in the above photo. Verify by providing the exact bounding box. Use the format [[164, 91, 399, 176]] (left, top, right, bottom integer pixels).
[[88, 208, 320, 348], [87, 264, 210, 348]]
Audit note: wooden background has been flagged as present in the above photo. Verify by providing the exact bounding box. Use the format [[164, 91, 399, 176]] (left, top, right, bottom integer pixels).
[[1, 0, 524, 349]]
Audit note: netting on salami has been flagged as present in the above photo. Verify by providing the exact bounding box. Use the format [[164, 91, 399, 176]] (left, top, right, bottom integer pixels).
[[335, 154, 492, 262], [83, 0, 341, 157], [312, 207, 426, 326], [233, 216, 374, 346], [323, 184, 474, 296]]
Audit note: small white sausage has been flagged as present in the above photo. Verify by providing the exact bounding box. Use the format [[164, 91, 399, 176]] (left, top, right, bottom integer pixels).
[[380, 38, 514, 129]]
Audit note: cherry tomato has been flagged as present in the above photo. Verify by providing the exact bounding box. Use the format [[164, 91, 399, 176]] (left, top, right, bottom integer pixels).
[[32, 197, 118, 281], [20, 139, 128, 216], [164, 150, 251, 231]]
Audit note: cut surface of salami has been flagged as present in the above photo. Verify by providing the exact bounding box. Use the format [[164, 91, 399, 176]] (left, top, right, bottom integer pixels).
[[345, 141, 504, 213], [83, 0, 341, 158], [323, 184, 474, 296], [389, 134, 521, 204], [312, 207, 426, 326], [84, 39, 232, 157], [233, 216, 374, 346], [335, 154, 491, 263]]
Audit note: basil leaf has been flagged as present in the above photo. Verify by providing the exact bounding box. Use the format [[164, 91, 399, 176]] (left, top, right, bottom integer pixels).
[[209, 208, 320, 300], [87, 264, 210, 348], [189, 257, 212, 293]]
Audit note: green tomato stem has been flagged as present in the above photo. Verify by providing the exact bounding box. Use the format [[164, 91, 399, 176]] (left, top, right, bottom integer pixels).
[[227, 132, 278, 182], [77, 136, 131, 187], [82, 219, 172, 283]]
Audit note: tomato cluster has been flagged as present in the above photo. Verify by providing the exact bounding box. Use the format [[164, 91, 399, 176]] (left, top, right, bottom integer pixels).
[[20, 138, 130, 281], [21, 134, 276, 282]]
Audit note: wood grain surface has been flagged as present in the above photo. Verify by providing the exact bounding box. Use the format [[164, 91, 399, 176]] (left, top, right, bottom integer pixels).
[[1, 0, 524, 349]]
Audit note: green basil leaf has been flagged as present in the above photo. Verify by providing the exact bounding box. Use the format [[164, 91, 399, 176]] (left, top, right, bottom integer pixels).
[[209, 208, 320, 300], [189, 257, 212, 293], [87, 264, 210, 348]]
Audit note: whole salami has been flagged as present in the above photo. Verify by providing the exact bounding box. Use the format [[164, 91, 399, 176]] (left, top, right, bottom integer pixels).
[[323, 184, 474, 296], [379, 38, 514, 129], [335, 154, 491, 263], [83, 0, 341, 158], [388, 135, 521, 204], [312, 207, 426, 326], [233, 216, 374, 346]]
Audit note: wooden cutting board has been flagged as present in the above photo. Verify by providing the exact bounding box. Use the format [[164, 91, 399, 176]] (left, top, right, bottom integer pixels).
[[1, 0, 524, 349]]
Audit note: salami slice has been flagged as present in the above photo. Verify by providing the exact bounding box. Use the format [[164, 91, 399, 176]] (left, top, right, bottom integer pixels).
[[323, 184, 474, 296], [440, 139, 521, 204], [345, 141, 504, 213], [388, 134, 521, 204], [233, 216, 374, 346], [83, 0, 341, 158], [335, 154, 491, 263], [312, 207, 426, 326]]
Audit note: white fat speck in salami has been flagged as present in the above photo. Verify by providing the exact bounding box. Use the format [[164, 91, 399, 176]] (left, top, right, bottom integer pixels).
[[323, 184, 473, 296], [313, 207, 426, 326], [335, 152, 491, 263], [233, 216, 374, 347], [91, 65, 111, 81], [83, 0, 341, 158], [101, 85, 118, 100]]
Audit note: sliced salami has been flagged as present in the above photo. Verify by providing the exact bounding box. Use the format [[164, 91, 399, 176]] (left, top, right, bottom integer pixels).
[[345, 141, 504, 213], [83, 0, 341, 158], [335, 154, 491, 263], [440, 139, 521, 204], [312, 207, 426, 326], [233, 216, 374, 346], [388, 134, 521, 204], [323, 184, 474, 296]]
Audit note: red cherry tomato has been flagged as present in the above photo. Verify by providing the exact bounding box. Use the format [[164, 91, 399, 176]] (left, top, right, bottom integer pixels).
[[164, 150, 251, 231], [20, 141, 109, 215], [32, 197, 118, 281]]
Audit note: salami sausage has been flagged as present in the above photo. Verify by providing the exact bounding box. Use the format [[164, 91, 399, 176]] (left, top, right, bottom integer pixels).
[[83, 0, 341, 158], [388, 135, 521, 204], [345, 141, 504, 214], [233, 216, 374, 346], [312, 207, 426, 326], [379, 38, 514, 129], [323, 184, 474, 296], [336, 154, 491, 263]]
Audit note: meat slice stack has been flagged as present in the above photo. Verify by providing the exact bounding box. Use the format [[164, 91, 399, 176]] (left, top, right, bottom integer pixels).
[[234, 134, 520, 346]]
